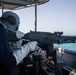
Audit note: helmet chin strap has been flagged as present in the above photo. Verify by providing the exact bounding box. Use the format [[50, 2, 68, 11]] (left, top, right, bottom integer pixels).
[[0, 20, 16, 33]]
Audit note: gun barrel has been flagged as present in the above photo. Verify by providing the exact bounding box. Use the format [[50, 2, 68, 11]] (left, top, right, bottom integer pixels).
[[22, 31, 76, 44]]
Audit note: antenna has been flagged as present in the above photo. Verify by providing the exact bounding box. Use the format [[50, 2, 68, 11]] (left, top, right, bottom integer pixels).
[[1, 1, 4, 15], [34, 0, 37, 31]]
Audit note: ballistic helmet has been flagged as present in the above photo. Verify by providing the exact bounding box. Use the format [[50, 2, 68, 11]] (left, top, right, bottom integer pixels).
[[1, 11, 20, 32]]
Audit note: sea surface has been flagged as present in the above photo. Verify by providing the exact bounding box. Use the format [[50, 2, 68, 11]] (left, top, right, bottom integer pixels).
[[54, 43, 76, 51]]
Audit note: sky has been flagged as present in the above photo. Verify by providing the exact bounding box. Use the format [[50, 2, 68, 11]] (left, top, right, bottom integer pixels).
[[0, 0, 76, 35]]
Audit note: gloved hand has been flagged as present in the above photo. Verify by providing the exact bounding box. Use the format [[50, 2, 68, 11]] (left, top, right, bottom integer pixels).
[[13, 41, 40, 65], [10, 39, 23, 51], [23, 41, 39, 51], [16, 31, 25, 39]]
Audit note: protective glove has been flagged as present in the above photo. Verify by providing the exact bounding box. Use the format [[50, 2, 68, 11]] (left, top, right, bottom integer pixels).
[[23, 41, 39, 51], [10, 39, 23, 51], [16, 31, 25, 39], [13, 41, 39, 65]]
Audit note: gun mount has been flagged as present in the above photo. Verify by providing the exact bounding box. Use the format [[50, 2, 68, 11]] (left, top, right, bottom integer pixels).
[[22, 31, 76, 56], [19, 31, 76, 75]]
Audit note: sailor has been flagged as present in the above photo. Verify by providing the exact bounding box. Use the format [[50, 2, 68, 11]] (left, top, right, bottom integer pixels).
[[0, 11, 39, 75]]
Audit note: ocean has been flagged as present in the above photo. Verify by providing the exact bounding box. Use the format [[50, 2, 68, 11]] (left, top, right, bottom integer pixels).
[[54, 43, 76, 51]]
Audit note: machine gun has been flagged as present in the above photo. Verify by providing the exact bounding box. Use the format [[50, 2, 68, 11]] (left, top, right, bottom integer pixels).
[[22, 31, 76, 56], [21, 31, 76, 75], [22, 31, 76, 44]]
